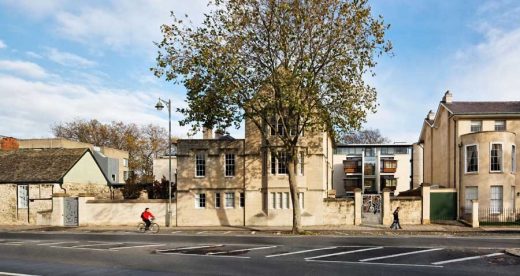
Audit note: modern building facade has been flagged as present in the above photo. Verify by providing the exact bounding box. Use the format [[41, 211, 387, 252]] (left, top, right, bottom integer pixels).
[[332, 144, 413, 196], [175, 120, 333, 227], [418, 91, 520, 213]]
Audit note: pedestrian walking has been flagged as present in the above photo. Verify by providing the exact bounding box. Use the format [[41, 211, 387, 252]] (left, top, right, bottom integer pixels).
[[390, 207, 402, 230]]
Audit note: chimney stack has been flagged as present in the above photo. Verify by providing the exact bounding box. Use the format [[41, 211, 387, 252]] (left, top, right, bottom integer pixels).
[[214, 129, 225, 139], [427, 110, 435, 121], [202, 127, 213, 139], [0, 137, 19, 151], [442, 90, 453, 104]]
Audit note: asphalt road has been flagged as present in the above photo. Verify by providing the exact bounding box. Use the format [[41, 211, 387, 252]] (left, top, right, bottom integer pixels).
[[0, 230, 519, 275]]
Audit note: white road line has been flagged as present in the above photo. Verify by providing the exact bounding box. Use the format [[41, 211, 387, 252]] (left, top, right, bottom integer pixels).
[[37, 241, 78, 246], [431, 252, 504, 265], [305, 247, 383, 260], [109, 244, 165, 250], [71, 242, 123, 248], [2, 243, 23, 246], [266, 246, 338, 258], [0, 271, 40, 276], [156, 245, 223, 252], [209, 245, 277, 255], [306, 259, 443, 268], [50, 246, 114, 251], [360, 248, 444, 262], [158, 252, 250, 259]]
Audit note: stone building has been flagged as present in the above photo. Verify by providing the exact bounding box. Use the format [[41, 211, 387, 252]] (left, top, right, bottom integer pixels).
[[418, 91, 520, 213], [175, 119, 333, 227], [17, 138, 130, 184], [0, 148, 110, 225]]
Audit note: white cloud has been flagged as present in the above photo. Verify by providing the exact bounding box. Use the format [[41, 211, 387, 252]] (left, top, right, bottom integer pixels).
[[46, 48, 96, 68], [0, 40, 6, 49], [26, 51, 42, 59], [0, 73, 190, 139], [0, 60, 48, 79]]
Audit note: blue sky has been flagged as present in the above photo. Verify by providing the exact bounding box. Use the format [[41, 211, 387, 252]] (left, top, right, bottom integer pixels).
[[1, 0, 519, 142]]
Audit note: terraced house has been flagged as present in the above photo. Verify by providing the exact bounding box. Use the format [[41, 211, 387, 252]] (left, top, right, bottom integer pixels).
[[418, 91, 520, 218]]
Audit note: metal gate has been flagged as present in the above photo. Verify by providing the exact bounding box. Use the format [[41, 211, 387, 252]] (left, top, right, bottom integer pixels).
[[63, 197, 78, 226], [362, 194, 382, 214]]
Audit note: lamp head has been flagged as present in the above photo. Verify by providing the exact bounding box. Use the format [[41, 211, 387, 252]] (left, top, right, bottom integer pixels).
[[155, 100, 164, 111]]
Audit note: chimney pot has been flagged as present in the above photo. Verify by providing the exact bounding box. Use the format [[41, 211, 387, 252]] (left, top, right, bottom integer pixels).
[[442, 90, 453, 103], [202, 127, 213, 139]]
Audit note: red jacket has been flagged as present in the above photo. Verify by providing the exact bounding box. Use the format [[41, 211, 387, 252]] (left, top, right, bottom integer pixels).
[[142, 211, 154, 220]]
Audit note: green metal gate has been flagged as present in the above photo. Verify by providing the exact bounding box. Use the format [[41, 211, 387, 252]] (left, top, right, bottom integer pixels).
[[430, 192, 457, 221]]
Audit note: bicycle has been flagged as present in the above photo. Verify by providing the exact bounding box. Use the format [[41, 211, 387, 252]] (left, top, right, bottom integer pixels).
[[137, 218, 160, 233]]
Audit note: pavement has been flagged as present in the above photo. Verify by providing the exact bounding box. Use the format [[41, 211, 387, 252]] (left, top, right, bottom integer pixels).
[[1, 222, 519, 237]]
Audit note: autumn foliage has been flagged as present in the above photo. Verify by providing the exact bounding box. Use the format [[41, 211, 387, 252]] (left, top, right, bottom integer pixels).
[[0, 137, 19, 150]]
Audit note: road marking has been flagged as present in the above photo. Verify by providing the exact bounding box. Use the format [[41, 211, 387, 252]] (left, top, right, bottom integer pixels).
[[158, 252, 250, 259], [50, 246, 114, 251], [209, 245, 277, 255], [156, 245, 223, 252], [431, 252, 505, 265], [266, 246, 338, 258], [37, 241, 78, 246], [0, 272, 40, 276], [305, 247, 383, 260], [360, 248, 444, 262], [306, 259, 443, 268], [109, 244, 165, 250], [3, 242, 24, 246], [196, 231, 207, 234], [70, 242, 123, 248]]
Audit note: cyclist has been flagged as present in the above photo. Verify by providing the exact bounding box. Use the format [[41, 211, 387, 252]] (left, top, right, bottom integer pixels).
[[140, 208, 155, 231]]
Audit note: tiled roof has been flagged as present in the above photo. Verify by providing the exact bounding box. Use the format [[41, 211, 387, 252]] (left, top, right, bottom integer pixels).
[[0, 148, 88, 183], [444, 101, 520, 114]]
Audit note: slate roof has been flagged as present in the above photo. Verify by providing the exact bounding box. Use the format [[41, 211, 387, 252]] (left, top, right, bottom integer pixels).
[[444, 101, 520, 114], [0, 148, 88, 183]]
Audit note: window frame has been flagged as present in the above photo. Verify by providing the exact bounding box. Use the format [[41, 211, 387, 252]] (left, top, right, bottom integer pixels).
[[195, 152, 206, 177], [215, 192, 221, 208], [239, 192, 245, 208], [225, 192, 235, 208], [195, 193, 206, 209], [494, 120, 506, 131], [224, 153, 236, 177], [490, 186, 503, 214], [464, 186, 478, 213], [465, 144, 479, 173], [489, 142, 503, 173], [470, 120, 482, 132]]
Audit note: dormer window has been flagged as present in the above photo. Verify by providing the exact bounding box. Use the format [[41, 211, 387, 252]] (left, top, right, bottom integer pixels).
[[470, 121, 482, 132]]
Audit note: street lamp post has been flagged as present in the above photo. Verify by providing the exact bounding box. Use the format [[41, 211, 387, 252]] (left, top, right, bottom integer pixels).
[[155, 98, 174, 227]]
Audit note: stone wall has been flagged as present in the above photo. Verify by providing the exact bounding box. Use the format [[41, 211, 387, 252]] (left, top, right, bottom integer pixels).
[[0, 184, 17, 224], [322, 198, 355, 225], [390, 196, 422, 224]]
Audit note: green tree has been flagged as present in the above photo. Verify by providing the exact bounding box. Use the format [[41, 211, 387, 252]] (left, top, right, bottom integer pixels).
[[153, 0, 391, 233]]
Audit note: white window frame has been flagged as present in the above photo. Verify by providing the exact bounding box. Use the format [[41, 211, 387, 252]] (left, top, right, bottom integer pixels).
[[17, 184, 28, 209], [271, 192, 276, 209], [494, 120, 506, 131], [284, 192, 290, 209], [470, 120, 482, 132], [195, 193, 206, 209], [490, 186, 503, 214], [123, 158, 129, 167], [464, 144, 479, 173], [298, 152, 304, 176], [278, 192, 283, 209], [225, 192, 235, 208], [277, 152, 288, 175], [489, 142, 503, 173], [225, 153, 235, 177], [195, 152, 206, 177], [464, 186, 478, 213], [215, 192, 221, 208]]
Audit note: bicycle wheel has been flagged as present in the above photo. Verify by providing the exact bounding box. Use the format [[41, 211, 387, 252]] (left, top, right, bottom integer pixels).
[[149, 223, 160, 233], [137, 222, 146, 233]]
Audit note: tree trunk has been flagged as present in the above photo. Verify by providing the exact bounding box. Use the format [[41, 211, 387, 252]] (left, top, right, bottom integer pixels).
[[287, 147, 302, 234]]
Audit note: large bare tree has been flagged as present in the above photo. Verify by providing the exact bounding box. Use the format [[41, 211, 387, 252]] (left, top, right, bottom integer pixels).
[[341, 128, 391, 144], [153, 0, 391, 233], [52, 119, 168, 182]]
